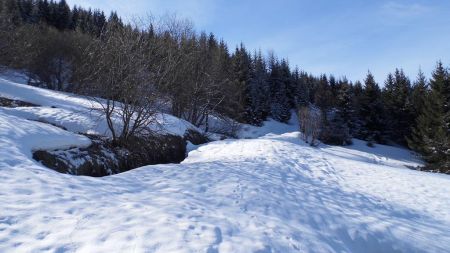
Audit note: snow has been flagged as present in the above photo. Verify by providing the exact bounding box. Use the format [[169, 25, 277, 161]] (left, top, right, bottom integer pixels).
[[0, 111, 91, 158], [0, 74, 200, 137], [1, 72, 450, 252], [238, 111, 299, 139]]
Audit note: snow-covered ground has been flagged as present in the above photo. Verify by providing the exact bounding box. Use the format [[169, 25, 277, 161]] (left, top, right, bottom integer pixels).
[[0, 73, 199, 137], [1, 73, 450, 252], [238, 112, 299, 139]]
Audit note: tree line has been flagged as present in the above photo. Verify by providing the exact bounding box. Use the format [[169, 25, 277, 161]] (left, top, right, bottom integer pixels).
[[0, 0, 448, 173]]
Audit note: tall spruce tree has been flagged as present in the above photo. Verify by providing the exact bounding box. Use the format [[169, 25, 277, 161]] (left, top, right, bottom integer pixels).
[[55, 0, 70, 30], [247, 50, 270, 125], [359, 72, 386, 144], [382, 69, 414, 144], [292, 69, 309, 108], [231, 44, 252, 123], [336, 78, 355, 133], [411, 69, 428, 115], [268, 55, 291, 123], [408, 62, 449, 172]]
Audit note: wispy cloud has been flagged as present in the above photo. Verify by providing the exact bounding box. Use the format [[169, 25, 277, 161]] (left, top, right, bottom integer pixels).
[[380, 1, 433, 19], [65, 0, 450, 83]]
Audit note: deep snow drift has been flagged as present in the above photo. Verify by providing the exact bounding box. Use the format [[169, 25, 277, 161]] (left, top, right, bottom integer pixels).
[[1, 73, 450, 253]]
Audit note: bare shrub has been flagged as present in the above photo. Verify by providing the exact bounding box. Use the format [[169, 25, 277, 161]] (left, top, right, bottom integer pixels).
[[76, 21, 159, 146], [298, 106, 322, 146]]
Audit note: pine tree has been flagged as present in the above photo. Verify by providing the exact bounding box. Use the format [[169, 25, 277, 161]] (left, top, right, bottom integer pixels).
[[336, 78, 354, 133], [247, 50, 270, 125], [314, 74, 332, 113], [359, 72, 386, 144], [231, 44, 251, 123], [268, 55, 291, 123], [55, 0, 70, 30], [329, 75, 338, 107], [411, 69, 428, 115], [36, 0, 50, 24], [68, 6, 79, 30], [382, 69, 414, 144], [408, 62, 449, 172], [293, 68, 309, 108], [92, 10, 106, 36], [18, 0, 33, 24]]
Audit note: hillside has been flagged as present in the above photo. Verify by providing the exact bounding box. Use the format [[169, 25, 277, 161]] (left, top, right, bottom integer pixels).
[[0, 74, 449, 252]]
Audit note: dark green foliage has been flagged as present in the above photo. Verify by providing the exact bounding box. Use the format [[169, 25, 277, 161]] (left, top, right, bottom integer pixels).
[[314, 75, 333, 113], [319, 79, 353, 146], [358, 72, 386, 144], [411, 70, 428, 115], [245, 50, 270, 125], [231, 44, 252, 123], [292, 68, 310, 108], [382, 69, 415, 144], [320, 113, 352, 146], [268, 56, 291, 123], [408, 62, 449, 173], [0, 0, 107, 35]]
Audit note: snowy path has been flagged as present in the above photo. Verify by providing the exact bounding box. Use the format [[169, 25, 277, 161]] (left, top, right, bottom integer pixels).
[[1, 127, 449, 252]]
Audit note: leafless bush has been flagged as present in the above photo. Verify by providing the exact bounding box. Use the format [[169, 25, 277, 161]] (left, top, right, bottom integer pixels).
[[76, 21, 159, 146], [298, 106, 322, 146]]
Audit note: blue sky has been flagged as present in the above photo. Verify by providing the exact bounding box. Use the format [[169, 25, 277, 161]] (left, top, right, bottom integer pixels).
[[66, 0, 450, 84]]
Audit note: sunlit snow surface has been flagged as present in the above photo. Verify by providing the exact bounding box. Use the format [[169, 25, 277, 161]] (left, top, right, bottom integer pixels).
[[1, 73, 450, 253]]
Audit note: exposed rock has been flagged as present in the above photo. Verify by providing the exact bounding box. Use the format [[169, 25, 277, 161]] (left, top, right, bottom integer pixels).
[[33, 134, 188, 177], [183, 129, 210, 145], [0, 97, 39, 107]]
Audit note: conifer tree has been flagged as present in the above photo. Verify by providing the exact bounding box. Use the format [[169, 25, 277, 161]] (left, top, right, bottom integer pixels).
[[37, 0, 50, 24], [292, 68, 308, 108], [68, 6, 79, 30], [18, 0, 33, 23], [411, 69, 428, 115], [231, 44, 251, 123], [55, 0, 70, 30], [336, 78, 354, 132], [408, 62, 449, 172], [382, 69, 414, 144], [359, 72, 386, 144], [268, 55, 291, 123], [314, 75, 332, 113], [247, 50, 270, 125]]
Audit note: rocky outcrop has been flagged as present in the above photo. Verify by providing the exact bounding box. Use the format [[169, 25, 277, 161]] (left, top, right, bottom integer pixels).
[[33, 134, 188, 177], [0, 97, 38, 107], [183, 129, 210, 145]]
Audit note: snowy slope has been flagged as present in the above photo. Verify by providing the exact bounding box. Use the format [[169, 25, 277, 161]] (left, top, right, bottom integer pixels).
[[238, 112, 299, 139], [1, 73, 450, 252], [0, 74, 199, 137]]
